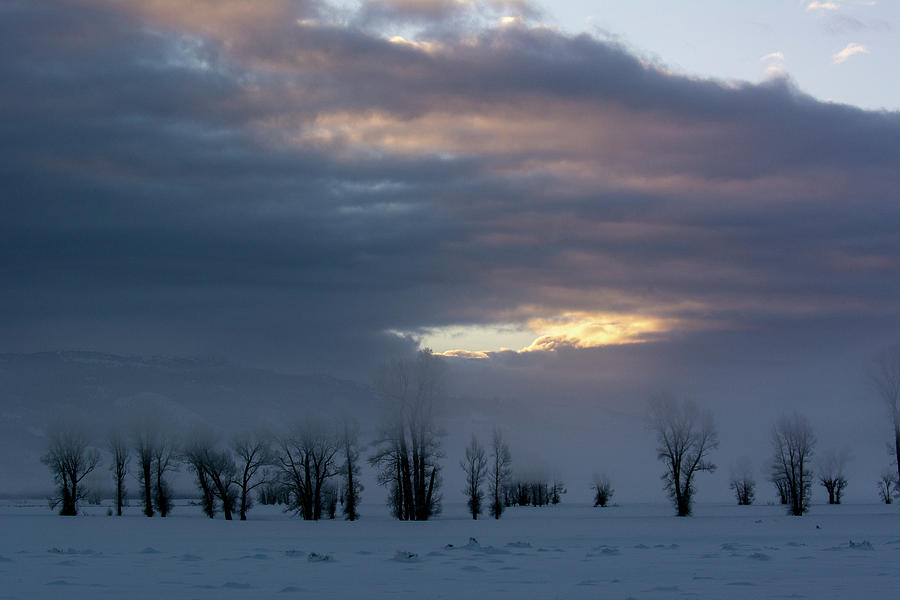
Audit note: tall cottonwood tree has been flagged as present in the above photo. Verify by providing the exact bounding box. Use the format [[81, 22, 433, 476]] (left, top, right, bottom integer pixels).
[[108, 430, 129, 516], [771, 412, 816, 516], [183, 430, 237, 519], [871, 347, 900, 488], [647, 394, 719, 517], [152, 435, 176, 517], [132, 409, 177, 518], [370, 350, 445, 520], [338, 416, 362, 521], [42, 423, 100, 516], [277, 418, 339, 520], [232, 431, 271, 521], [184, 435, 218, 518], [134, 421, 158, 517], [460, 434, 488, 519], [489, 428, 512, 519]]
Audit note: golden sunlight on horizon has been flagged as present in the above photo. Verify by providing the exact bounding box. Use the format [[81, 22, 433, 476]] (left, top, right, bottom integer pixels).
[[397, 311, 678, 359]]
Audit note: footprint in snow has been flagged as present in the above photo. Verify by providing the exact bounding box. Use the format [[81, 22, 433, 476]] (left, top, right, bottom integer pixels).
[[586, 546, 620, 557], [505, 541, 532, 549], [307, 552, 333, 562], [391, 551, 419, 562], [179, 554, 202, 562], [55, 559, 80, 566]]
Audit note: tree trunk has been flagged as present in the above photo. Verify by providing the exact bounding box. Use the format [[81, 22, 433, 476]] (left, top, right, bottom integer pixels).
[[142, 462, 153, 517]]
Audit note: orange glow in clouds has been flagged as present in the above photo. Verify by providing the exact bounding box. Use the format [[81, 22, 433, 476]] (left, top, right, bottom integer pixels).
[[408, 311, 679, 359]]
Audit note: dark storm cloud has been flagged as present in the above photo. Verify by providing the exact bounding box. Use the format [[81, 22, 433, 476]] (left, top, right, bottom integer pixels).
[[1, 0, 899, 380]]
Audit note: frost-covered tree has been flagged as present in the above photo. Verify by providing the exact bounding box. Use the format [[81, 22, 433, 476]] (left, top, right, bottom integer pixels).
[[232, 431, 271, 521], [646, 394, 719, 516], [771, 412, 816, 516], [337, 416, 362, 521], [134, 421, 158, 517], [42, 422, 100, 516], [770, 473, 790, 505], [369, 350, 445, 520], [132, 409, 177, 517], [184, 435, 217, 518], [460, 434, 487, 519], [489, 428, 512, 519], [592, 473, 614, 507], [152, 435, 177, 517], [183, 430, 237, 519], [277, 418, 339, 520], [550, 477, 565, 504], [817, 448, 849, 505], [871, 347, 900, 489], [877, 467, 897, 504], [729, 456, 756, 506], [107, 430, 129, 516]]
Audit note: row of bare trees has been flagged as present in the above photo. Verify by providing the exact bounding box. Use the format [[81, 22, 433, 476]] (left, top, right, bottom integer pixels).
[[650, 395, 898, 516], [42, 413, 364, 521], [40, 346, 900, 518], [459, 429, 514, 519]]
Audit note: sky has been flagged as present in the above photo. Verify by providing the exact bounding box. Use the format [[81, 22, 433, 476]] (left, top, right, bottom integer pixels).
[[2, 0, 900, 501]]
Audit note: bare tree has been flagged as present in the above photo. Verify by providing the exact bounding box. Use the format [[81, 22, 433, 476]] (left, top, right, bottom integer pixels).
[[646, 394, 719, 516], [337, 416, 362, 521], [817, 448, 849, 505], [871, 347, 900, 487], [183, 430, 237, 519], [108, 430, 129, 516], [771, 412, 816, 516], [877, 467, 897, 504], [770, 473, 790, 505], [460, 434, 488, 519], [183, 430, 218, 518], [592, 473, 614, 507], [489, 428, 512, 519], [729, 456, 756, 506], [42, 422, 101, 516], [550, 477, 565, 504], [134, 421, 157, 517], [277, 418, 339, 520], [131, 409, 178, 517], [152, 435, 177, 517], [232, 431, 272, 521], [369, 350, 445, 520]]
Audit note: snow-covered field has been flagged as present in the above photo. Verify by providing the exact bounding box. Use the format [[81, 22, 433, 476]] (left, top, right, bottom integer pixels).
[[0, 500, 897, 599]]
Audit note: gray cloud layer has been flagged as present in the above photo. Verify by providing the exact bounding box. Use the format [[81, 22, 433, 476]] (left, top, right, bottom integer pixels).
[[1, 0, 899, 379]]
